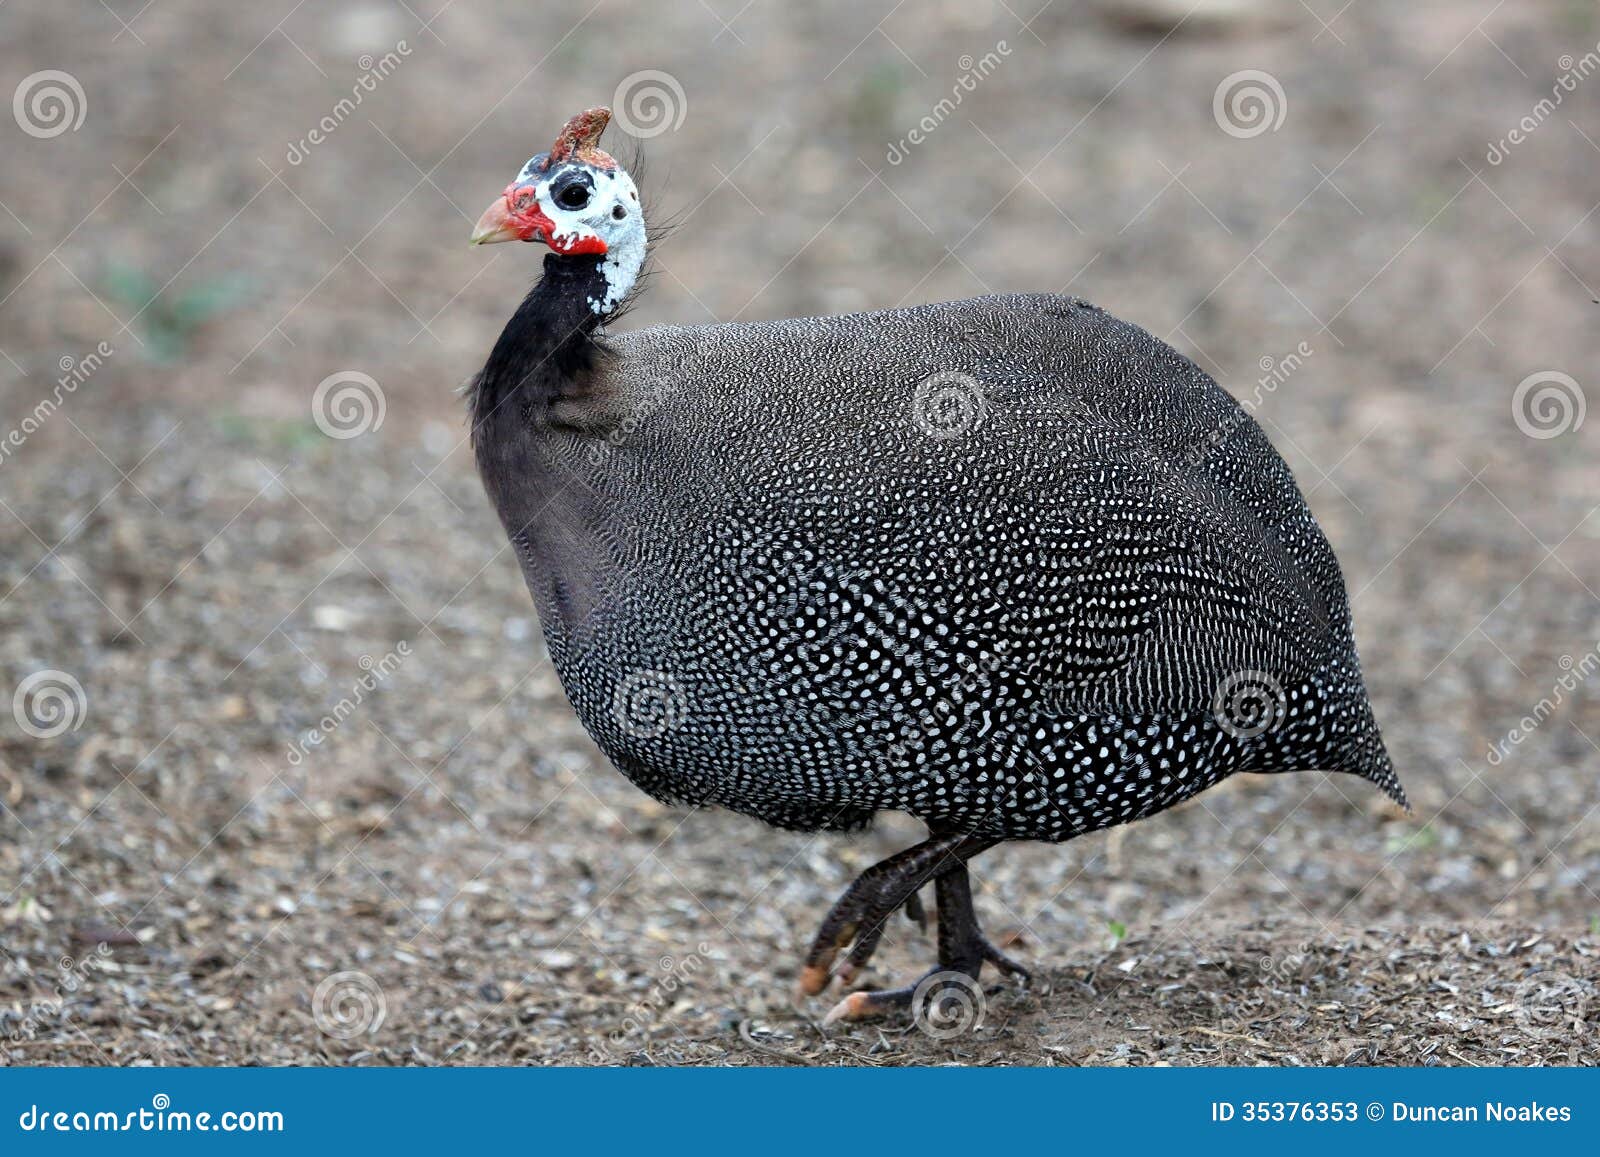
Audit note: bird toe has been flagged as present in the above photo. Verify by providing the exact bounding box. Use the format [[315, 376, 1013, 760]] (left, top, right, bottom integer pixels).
[[795, 962, 835, 998], [820, 990, 878, 1026]]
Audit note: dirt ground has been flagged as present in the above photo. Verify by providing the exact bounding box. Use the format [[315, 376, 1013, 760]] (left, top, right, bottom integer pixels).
[[1, 1, 1597, 1066]]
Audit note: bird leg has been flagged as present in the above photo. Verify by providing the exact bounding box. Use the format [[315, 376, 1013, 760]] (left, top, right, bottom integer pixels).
[[821, 861, 1029, 1026], [795, 831, 1027, 1028], [796, 832, 990, 998], [932, 864, 1030, 981]]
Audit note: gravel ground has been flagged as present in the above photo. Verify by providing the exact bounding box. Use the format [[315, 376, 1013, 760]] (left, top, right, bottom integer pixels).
[[1, 0, 1596, 1065]]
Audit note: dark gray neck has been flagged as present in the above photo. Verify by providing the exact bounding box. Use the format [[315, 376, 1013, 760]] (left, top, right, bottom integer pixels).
[[470, 254, 615, 636], [471, 253, 611, 433]]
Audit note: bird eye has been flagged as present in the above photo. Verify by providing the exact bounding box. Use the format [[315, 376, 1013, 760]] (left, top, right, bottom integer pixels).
[[612, 204, 627, 220], [556, 184, 590, 211]]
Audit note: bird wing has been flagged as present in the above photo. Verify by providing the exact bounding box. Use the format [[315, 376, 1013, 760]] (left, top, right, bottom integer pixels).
[[603, 293, 1349, 723]]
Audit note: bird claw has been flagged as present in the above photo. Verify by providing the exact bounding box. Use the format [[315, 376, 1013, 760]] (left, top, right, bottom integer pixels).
[[796, 954, 869, 999], [821, 991, 870, 1026], [802, 941, 1030, 1032], [795, 962, 834, 999], [821, 986, 915, 1026], [798, 886, 937, 1000], [982, 940, 1030, 980], [903, 890, 927, 932]]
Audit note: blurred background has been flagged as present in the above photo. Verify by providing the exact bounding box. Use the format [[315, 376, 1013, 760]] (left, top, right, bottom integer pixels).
[[0, 0, 1595, 1065]]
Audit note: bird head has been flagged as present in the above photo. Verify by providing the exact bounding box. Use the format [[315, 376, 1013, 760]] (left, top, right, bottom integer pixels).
[[470, 106, 643, 256]]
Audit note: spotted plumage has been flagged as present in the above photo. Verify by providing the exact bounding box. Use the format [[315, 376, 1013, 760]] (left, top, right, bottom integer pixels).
[[468, 108, 1403, 1021]]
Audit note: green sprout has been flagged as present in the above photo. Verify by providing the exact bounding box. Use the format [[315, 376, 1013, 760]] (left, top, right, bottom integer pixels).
[[1384, 823, 1439, 855], [103, 262, 252, 363]]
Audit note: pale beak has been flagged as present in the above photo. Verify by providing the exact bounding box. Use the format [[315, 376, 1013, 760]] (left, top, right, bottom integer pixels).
[[470, 197, 524, 245]]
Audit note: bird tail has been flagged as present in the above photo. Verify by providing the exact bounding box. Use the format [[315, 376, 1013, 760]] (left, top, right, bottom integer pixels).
[[1335, 701, 1409, 812]]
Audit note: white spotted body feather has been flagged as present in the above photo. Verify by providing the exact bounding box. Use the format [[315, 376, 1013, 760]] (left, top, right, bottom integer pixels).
[[475, 292, 1405, 840]]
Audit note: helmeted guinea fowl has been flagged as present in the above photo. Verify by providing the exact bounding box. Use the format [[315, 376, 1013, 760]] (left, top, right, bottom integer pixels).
[[467, 107, 1405, 1025]]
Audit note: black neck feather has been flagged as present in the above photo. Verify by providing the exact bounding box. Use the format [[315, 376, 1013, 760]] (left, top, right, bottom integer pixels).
[[470, 253, 610, 432]]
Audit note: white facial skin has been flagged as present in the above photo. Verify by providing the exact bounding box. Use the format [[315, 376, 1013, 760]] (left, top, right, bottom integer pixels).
[[515, 156, 648, 316]]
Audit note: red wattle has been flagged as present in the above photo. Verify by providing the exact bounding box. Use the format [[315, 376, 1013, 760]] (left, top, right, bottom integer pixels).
[[526, 204, 607, 255]]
